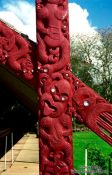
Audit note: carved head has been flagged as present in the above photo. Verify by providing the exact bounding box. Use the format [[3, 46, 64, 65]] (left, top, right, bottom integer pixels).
[[50, 79, 72, 103], [41, 79, 72, 118], [21, 55, 34, 80]]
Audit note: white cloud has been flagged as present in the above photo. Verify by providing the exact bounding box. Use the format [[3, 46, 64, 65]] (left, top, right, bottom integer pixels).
[[0, 0, 36, 41], [0, 0, 96, 41], [69, 3, 96, 36]]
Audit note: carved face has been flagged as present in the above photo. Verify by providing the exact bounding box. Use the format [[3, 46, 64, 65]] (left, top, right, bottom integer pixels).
[[74, 87, 95, 108], [50, 79, 72, 102], [41, 79, 72, 118], [21, 56, 34, 80], [49, 151, 64, 161]]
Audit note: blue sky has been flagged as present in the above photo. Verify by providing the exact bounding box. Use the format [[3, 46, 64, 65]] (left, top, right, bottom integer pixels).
[[0, 0, 112, 29], [1, 0, 111, 29], [69, 0, 112, 28], [23, 0, 112, 28], [0, 0, 111, 41]]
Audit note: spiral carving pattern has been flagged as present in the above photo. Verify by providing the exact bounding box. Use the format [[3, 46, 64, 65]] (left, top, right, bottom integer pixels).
[[0, 21, 36, 87], [72, 74, 112, 145], [0, 2, 111, 174], [36, 0, 74, 174]]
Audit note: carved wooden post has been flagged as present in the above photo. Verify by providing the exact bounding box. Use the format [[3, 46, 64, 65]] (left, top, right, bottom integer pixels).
[[0, 3, 111, 175], [36, 0, 74, 174]]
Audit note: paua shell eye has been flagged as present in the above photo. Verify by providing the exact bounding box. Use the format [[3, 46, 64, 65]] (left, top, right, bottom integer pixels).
[[83, 100, 90, 107], [51, 87, 56, 93]]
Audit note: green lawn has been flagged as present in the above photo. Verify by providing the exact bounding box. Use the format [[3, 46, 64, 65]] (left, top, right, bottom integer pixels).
[[72, 131, 112, 173]]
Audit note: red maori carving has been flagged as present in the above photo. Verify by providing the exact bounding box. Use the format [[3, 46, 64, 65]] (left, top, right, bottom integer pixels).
[[37, 0, 70, 74], [72, 74, 112, 145], [36, 0, 74, 174], [0, 2, 111, 175], [0, 21, 36, 87]]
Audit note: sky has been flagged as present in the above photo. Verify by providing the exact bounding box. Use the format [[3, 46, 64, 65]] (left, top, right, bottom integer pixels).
[[70, 0, 112, 29], [0, 0, 111, 41]]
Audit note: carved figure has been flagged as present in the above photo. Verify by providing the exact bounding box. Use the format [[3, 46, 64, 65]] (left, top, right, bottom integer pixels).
[[37, 0, 70, 74], [36, 0, 112, 174], [0, 1, 111, 175], [36, 0, 74, 174], [0, 21, 36, 86], [72, 75, 112, 145]]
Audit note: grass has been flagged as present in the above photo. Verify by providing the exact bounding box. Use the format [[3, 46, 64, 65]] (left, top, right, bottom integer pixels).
[[72, 131, 112, 173]]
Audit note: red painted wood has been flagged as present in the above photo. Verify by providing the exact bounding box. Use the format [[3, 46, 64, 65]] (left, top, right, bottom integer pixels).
[[0, 20, 37, 88], [0, 2, 112, 174], [72, 74, 112, 145], [36, 0, 74, 174]]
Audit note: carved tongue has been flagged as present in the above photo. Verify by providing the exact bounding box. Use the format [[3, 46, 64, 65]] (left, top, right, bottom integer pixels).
[[44, 102, 55, 116]]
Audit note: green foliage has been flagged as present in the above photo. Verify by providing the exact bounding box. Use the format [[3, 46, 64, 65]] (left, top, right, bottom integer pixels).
[[73, 131, 111, 174], [109, 152, 112, 158], [87, 145, 107, 174], [70, 37, 94, 88], [70, 28, 112, 102]]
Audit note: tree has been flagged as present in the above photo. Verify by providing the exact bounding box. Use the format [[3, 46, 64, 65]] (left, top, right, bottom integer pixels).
[[70, 28, 112, 102], [86, 145, 107, 175], [92, 29, 112, 102], [88, 147, 107, 175], [70, 33, 95, 88]]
